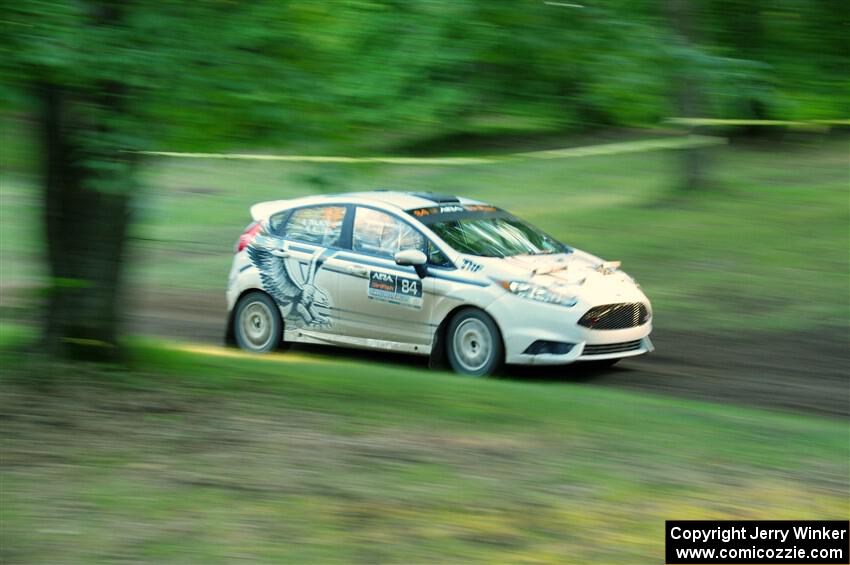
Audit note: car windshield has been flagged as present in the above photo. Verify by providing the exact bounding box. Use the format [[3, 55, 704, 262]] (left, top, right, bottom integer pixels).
[[428, 216, 566, 258]]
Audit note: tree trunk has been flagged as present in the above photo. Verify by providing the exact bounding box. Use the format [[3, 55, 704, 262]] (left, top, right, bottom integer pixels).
[[38, 83, 132, 361], [666, 0, 709, 191]]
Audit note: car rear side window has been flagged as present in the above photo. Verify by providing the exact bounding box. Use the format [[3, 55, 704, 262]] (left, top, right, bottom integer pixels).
[[352, 207, 425, 259], [268, 210, 291, 235], [283, 206, 347, 247]]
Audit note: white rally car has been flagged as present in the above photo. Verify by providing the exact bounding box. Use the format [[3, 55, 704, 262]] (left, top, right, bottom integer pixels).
[[226, 191, 653, 375]]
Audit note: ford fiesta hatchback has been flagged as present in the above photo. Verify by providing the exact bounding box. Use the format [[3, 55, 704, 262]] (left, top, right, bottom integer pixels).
[[226, 191, 653, 375]]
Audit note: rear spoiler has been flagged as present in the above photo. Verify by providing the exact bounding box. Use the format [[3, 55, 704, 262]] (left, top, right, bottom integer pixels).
[[250, 200, 292, 221]]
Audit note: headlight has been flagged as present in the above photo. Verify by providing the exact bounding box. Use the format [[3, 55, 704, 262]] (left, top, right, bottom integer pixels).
[[495, 280, 578, 307]]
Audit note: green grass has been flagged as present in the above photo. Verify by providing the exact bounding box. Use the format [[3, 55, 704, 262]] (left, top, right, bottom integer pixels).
[[2, 342, 847, 563], [3, 120, 846, 333]]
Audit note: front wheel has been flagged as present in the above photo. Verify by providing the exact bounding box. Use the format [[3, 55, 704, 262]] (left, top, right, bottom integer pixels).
[[234, 292, 283, 353], [446, 309, 503, 376]]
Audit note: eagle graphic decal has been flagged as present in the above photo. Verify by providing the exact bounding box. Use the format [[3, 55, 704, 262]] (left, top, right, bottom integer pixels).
[[247, 236, 332, 329]]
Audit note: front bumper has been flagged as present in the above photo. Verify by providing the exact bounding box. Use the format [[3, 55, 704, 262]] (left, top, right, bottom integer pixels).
[[487, 293, 654, 365], [509, 336, 654, 366]]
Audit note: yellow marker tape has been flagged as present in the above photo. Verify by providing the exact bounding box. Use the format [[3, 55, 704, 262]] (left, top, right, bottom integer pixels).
[[811, 119, 850, 125], [666, 117, 843, 130], [61, 337, 115, 347], [134, 135, 727, 165], [133, 152, 496, 165], [511, 135, 726, 160]]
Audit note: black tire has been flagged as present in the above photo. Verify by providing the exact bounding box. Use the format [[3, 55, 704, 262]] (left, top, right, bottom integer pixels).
[[445, 308, 503, 376], [233, 291, 283, 353]]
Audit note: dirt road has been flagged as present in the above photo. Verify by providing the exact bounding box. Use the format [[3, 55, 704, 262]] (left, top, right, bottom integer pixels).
[[127, 288, 848, 418]]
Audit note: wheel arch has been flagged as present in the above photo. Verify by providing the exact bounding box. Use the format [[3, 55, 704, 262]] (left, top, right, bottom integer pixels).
[[225, 287, 283, 347], [429, 304, 505, 370]]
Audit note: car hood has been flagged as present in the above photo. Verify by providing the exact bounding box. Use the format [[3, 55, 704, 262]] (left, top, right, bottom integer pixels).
[[460, 249, 647, 304]]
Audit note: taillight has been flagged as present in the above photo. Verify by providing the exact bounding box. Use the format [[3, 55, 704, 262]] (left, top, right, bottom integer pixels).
[[236, 221, 262, 253]]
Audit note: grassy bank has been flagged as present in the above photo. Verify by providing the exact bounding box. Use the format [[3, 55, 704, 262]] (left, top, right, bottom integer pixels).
[[2, 342, 847, 563]]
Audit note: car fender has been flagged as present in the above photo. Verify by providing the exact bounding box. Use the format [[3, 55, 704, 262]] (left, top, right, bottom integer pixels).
[[226, 263, 265, 312], [427, 273, 502, 344]]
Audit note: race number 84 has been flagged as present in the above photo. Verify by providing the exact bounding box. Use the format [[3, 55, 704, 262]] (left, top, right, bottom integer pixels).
[[401, 279, 419, 295]]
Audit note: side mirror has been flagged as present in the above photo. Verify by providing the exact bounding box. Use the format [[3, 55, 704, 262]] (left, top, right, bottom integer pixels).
[[394, 249, 427, 266], [395, 249, 428, 278]]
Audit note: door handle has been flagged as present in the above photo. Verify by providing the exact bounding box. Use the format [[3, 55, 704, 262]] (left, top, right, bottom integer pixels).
[[348, 265, 368, 276], [271, 249, 289, 258]]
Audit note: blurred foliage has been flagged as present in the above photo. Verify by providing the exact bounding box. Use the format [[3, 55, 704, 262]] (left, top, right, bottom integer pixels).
[[2, 0, 847, 155]]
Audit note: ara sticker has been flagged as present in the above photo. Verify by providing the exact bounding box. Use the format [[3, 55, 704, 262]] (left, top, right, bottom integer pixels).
[[368, 271, 423, 309]]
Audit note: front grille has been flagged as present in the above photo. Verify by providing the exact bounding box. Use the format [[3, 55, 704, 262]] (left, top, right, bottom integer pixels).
[[582, 340, 643, 356], [578, 303, 649, 330]]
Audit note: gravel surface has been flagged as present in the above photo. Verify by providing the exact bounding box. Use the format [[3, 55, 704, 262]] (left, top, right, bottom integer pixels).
[[125, 288, 849, 418]]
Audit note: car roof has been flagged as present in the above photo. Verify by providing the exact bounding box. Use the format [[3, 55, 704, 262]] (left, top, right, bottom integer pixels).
[[346, 190, 488, 210], [250, 190, 490, 220]]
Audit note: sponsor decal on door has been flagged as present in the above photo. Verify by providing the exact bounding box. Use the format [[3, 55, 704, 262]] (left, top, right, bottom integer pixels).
[[368, 271, 423, 309], [247, 239, 332, 329]]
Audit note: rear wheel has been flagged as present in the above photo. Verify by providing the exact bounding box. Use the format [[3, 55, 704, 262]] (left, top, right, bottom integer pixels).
[[446, 309, 503, 376], [234, 292, 282, 353]]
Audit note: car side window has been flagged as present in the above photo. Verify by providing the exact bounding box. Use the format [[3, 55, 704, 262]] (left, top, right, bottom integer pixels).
[[352, 207, 425, 259], [268, 210, 291, 235], [283, 206, 347, 247], [427, 242, 453, 268]]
